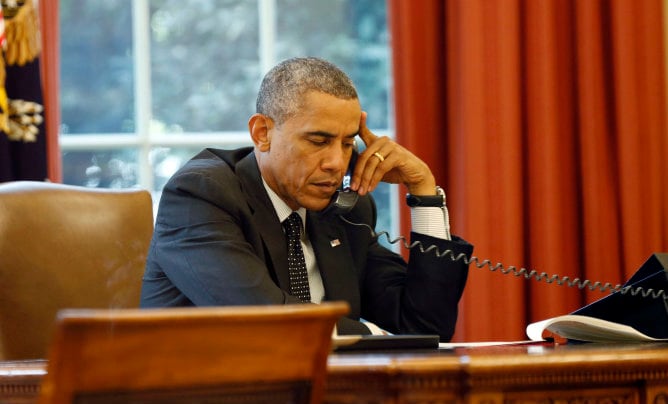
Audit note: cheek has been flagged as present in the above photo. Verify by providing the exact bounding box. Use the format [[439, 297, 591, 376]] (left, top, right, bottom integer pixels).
[[291, 160, 315, 187], [272, 141, 323, 190], [275, 149, 310, 186], [291, 157, 323, 193]]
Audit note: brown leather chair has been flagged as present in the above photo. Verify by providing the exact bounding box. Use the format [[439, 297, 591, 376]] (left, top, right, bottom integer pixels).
[[0, 181, 154, 360], [38, 302, 349, 404]]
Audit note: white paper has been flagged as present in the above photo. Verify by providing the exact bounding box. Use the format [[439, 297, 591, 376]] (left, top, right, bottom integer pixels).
[[526, 314, 668, 342]]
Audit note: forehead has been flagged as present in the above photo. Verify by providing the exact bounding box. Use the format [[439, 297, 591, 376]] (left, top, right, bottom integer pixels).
[[289, 91, 361, 128]]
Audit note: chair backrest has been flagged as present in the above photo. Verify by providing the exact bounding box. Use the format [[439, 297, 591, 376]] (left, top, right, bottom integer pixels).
[[38, 302, 349, 404], [0, 181, 154, 360]]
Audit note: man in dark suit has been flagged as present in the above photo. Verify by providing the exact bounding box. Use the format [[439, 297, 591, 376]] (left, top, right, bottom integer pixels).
[[140, 57, 473, 340]]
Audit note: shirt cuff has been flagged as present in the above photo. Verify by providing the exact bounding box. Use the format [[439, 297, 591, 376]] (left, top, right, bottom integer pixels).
[[411, 206, 451, 240]]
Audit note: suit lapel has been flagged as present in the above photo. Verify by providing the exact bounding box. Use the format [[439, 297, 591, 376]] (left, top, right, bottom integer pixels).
[[236, 154, 291, 290], [235, 152, 360, 313], [307, 212, 360, 315]]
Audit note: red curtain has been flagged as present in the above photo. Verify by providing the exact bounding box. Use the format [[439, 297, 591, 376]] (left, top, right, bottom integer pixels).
[[389, 0, 668, 341], [40, 0, 62, 182]]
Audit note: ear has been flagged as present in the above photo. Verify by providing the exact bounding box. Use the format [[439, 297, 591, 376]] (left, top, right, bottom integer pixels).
[[248, 114, 273, 152]]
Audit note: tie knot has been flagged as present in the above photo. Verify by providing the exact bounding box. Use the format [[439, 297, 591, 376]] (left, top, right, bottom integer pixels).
[[283, 212, 302, 239]]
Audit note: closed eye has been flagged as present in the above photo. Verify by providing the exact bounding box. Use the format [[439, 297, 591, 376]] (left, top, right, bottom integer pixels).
[[305, 132, 335, 145], [308, 137, 330, 146]]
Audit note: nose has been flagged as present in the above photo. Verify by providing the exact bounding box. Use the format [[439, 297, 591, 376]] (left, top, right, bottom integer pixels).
[[321, 144, 348, 174]]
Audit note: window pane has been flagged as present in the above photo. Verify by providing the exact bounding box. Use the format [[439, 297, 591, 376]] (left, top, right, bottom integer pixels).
[[275, 0, 390, 129], [149, 0, 260, 132], [59, 1, 134, 134], [62, 149, 140, 188], [371, 183, 397, 249]]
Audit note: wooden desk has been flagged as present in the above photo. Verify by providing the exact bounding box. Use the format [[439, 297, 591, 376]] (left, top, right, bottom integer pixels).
[[3, 342, 668, 403]]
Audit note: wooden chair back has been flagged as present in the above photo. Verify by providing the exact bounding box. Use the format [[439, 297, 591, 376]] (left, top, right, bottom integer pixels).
[[38, 303, 349, 404], [0, 181, 154, 360]]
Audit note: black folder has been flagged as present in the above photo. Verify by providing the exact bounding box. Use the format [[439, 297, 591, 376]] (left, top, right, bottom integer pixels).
[[332, 334, 440, 351], [572, 253, 668, 339]]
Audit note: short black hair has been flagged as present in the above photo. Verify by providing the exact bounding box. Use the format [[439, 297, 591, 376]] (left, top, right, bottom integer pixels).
[[256, 57, 358, 125]]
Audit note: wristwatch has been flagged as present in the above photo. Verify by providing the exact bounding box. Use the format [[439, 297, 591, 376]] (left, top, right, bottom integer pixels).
[[406, 186, 445, 207]]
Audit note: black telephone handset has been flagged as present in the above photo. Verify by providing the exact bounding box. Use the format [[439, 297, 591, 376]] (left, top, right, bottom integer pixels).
[[322, 146, 359, 216]]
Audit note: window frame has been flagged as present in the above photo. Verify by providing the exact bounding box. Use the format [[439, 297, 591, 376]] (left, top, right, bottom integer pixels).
[[57, 0, 399, 240]]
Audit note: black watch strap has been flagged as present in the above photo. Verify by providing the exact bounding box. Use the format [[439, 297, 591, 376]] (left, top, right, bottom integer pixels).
[[405, 186, 445, 207]]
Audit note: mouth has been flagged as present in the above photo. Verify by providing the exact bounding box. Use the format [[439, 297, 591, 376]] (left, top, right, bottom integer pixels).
[[311, 181, 339, 195]]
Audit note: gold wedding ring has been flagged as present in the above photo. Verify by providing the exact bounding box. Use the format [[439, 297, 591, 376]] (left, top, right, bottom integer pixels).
[[373, 152, 385, 162]]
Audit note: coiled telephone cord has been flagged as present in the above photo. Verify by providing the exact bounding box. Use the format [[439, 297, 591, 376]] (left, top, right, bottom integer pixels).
[[339, 216, 668, 301]]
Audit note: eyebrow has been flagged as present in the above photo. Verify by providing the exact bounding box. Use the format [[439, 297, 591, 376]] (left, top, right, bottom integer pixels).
[[306, 131, 359, 139]]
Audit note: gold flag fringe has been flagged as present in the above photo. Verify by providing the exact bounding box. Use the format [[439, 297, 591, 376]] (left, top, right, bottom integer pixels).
[[0, 88, 8, 134], [1, 0, 43, 140], [0, 5, 6, 133], [0, 58, 7, 133], [3, 0, 41, 66]]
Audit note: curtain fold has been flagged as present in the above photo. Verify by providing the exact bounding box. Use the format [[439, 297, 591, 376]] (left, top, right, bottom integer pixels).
[[389, 0, 668, 341], [39, 0, 62, 182]]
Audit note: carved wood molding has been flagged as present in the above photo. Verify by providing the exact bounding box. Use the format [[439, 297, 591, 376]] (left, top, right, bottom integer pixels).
[[467, 367, 668, 388], [467, 363, 668, 387], [0, 381, 40, 397], [0, 360, 44, 400], [503, 393, 636, 404]]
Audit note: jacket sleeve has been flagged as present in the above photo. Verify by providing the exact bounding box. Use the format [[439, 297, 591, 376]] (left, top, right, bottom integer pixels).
[[141, 162, 297, 307], [348, 197, 473, 342]]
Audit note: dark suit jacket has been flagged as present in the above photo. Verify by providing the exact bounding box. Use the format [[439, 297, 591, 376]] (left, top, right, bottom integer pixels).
[[141, 147, 473, 340]]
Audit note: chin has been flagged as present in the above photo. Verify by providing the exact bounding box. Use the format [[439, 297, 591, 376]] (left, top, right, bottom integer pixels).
[[301, 198, 331, 212]]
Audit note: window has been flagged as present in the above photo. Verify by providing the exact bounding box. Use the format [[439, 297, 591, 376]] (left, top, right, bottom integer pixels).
[[59, 0, 397, 237]]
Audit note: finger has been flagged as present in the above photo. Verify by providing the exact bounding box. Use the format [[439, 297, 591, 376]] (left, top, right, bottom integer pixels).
[[358, 111, 377, 147], [357, 145, 394, 195], [356, 153, 382, 195], [351, 137, 391, 193], [365, 151, 397, 193]]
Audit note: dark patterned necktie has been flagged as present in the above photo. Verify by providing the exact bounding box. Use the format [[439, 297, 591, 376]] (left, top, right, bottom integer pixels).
[[283, 212, 311, 302]]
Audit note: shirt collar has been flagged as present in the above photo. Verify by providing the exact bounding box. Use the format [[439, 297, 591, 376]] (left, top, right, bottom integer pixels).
[[262, 177, 306, 229]]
